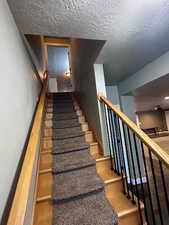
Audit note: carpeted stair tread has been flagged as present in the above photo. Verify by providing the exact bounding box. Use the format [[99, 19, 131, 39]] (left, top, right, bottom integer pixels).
[[52, 119, 80, 128], [52, 113, 77, 121], [52, 166, 104, 203], [52, 103, 74, 108], [52, 109, 75, 114], [53, 190, 118, 225], [52, 149, 95, 173], [52, 141, 90, 154], [53, 136, 86, 149], [52, 130, 85, 140], [53, 126, 82, 135], [52, 106, 75, 111], [52, 100, 73, 104], [47, 108, 75, 114]]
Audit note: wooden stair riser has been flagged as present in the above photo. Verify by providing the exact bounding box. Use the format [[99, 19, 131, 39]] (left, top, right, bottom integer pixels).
[[40, 153, 52, 170], [34, 201, 53, 225], [96, 158, 112, 173], [85, 131, 94, 143], [119, 211, 141, 225], [81, 123, 89, 132], [74, 105, 80, 110], [90, 142, 100, 155], [76, 109, 83, 116], [105, 179, 123, 197], [78, 115, 85, 123], [37, 173, 53, 199]]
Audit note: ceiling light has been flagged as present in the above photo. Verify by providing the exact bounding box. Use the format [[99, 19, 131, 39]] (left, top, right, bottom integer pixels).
[[164, 96, 169, 100], [65, 70, 71, 77]]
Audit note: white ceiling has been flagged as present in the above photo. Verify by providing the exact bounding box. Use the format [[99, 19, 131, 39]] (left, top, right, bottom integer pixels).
[[8, 0, 169, 84]]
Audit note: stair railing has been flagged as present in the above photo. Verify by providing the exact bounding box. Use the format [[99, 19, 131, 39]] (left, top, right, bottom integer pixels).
[[99, 95, 169, 225], [7, 76, 48, 225]]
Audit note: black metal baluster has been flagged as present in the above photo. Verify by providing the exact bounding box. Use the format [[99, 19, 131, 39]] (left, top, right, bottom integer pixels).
[[140, 142, 156, 225], [116, 116, 130, 198], [122, 123, 135, 203], [159, 160, 169, 216], [109, 111, 119, 173], [133, 134, 150, 225], [148, 149, 164, 225], [108, 109, 117, 172], [103, 104, 114, 170], [107, 107, 115, 170], [126, 127, 143, 224], [113, 113, 127, 195], [112, 112, 122, 175]]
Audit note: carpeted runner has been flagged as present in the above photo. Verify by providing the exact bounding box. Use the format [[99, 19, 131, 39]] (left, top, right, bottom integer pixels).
[[51, 112, 77, 121], [52, 149, 95, 174], [53, 190, 118, 225], [52, 130, 84, 140], [52, 118, 80, 128], [52, 127, 84, 140], [52, 142, 89, 154], [49, 93, 118, 225], [52, 136, 87, 149], [52, 166, 104, 203], [47, 107, 75, 114]]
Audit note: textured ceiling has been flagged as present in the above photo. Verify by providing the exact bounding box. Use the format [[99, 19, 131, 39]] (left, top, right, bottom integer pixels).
[[8, 0, 169, 84]]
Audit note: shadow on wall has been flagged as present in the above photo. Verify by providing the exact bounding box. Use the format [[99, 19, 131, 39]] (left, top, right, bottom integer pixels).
[[70, 38, 105, 143]]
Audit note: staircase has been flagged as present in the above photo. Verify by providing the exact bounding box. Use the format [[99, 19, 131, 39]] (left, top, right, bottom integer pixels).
[[34, 92, 143, 225]]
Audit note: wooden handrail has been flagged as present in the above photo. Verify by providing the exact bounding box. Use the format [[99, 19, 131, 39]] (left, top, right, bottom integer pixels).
[[99, 95, 169, 168], [7, 78, 48, 225]]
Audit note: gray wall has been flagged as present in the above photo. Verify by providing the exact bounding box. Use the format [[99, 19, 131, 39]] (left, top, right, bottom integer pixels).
[[0, 0, 41, 219], [71, 38, 105, 144], [94, 64, 109, 154], [106, 86, 120, 106], [119, 50, 169, 95], [25, 34, 46, 78]]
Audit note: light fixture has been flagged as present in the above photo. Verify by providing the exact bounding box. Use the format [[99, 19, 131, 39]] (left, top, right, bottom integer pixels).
[[164, 96, 169, 100], [65, 70, 71, 77], [154, 105, 161, 111]]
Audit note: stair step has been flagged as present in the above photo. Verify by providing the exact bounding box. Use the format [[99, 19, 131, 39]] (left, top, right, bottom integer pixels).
[[35, 95, 143, 225], [52, 166, 104, 203]]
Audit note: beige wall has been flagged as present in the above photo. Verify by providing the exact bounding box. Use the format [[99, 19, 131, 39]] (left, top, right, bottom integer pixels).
[[137, 111, 167, 130]]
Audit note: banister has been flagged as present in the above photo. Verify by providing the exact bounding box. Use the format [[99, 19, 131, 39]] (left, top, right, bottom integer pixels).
[[99, 95, 169, 168], [7, 77, 48, 225]]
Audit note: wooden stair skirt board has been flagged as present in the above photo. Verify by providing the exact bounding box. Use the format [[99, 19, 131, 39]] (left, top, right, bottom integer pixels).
[[33, 93, 144, 225]]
